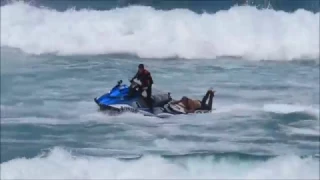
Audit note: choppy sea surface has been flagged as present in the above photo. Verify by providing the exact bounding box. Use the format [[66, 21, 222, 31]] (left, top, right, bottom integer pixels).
[[1, 0, 319, 179]]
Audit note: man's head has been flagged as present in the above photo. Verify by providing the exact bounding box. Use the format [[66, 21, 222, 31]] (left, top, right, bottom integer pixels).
[[181, 96, 188, 104], [138, 64, 144, 73]]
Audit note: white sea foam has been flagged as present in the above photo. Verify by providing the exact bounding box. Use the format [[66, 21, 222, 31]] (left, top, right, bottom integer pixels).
[[263, 103, 319, 118], [1, 147, 319, 179], [1, 1, 319, 60]]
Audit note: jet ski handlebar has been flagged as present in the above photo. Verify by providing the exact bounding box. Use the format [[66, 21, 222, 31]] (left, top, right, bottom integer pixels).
[[117, 80, 123, 85], [128, 79, 142, 87], [114, 79, 140, 86]]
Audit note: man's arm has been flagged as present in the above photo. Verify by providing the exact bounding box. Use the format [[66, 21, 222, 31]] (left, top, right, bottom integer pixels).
[[131, 71, 138, 82]]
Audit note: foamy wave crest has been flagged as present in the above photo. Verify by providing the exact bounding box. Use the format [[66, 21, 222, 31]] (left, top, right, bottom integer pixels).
[[1, 1, 319, 60], [263, 103, 319, 119], [1, 147, 319, 179]]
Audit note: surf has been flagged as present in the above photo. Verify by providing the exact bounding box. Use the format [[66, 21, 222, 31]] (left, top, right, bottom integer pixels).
[[1, 147, 319, 179], [1, 1, 319, 61]]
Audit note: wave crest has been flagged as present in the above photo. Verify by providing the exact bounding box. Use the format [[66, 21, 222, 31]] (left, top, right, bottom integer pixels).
[[1, 1, 319, 60], [1, 147, 319, 179]]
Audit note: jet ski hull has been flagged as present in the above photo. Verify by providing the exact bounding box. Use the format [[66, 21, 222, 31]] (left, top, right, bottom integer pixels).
[[161, 103, 213, 115], [94, 80, 173, 116]]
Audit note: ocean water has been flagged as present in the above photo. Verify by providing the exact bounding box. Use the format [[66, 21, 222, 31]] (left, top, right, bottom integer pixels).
[[1, 0, 319, 179]]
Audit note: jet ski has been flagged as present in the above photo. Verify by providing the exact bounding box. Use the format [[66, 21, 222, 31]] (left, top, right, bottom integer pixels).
[[94, 80, 214, 118], [94, 79, 173, 116]]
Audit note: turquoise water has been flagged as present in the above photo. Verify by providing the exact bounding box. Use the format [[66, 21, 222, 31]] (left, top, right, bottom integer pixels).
[[1, 1, 319, 179]]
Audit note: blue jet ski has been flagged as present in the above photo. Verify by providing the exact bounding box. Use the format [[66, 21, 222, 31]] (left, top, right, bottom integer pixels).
[[94, 80, 174, 116]]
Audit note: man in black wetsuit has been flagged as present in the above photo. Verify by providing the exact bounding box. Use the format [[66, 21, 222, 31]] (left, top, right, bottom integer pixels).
[[171, 89, 215, 113], [130, 64, 154, 112]]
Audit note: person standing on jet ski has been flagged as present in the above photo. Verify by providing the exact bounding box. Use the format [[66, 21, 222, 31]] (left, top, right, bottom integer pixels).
[[130, 64, 154, 112], [171, 89, 215, 113]]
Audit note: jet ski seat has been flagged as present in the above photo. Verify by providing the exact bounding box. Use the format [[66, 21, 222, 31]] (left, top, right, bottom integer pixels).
[[140, 88, 172, 107], [151, 93, 172, 107]]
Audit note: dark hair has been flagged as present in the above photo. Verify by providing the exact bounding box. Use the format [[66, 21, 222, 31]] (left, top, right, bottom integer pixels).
[[138, 64, 144, 69]]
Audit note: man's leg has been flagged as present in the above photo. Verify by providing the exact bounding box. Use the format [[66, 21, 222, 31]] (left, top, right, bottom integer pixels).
[[201, 91, 210, 107], [201, 90, 214, 110], [127, 87, 136, 98], [207, 91, 214, 110], [146, 85, 153, 112]]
